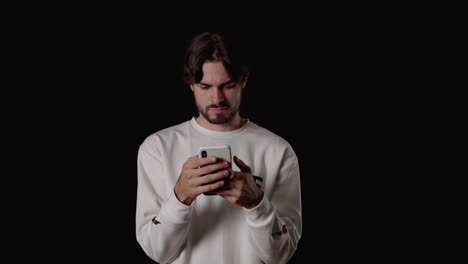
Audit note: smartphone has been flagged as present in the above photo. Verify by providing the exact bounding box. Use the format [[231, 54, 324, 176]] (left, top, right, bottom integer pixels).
[[199, 145, 231, 195], [199, 145, 232, 163]]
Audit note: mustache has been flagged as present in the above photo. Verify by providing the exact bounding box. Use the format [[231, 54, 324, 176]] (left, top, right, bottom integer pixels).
[[208, 102, 229, 108]]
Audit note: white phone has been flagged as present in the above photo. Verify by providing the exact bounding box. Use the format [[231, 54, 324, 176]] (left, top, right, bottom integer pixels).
[[199, 145, 232, 164], [198, 145, 232, 195]]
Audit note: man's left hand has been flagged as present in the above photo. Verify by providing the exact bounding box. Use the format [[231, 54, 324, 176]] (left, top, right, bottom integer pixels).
[[213, 155, 263, 209]]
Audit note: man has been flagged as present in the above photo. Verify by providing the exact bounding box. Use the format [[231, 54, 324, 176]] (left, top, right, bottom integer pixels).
[[136, 32, 302, 263]]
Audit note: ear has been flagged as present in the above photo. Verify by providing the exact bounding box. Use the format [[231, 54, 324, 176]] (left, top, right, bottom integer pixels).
[[190, 84, 194, 92]]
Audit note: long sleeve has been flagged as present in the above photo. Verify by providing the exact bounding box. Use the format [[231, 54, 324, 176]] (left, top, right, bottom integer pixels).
[[135, 147, 192, 263], [243, 147, 302, 264]]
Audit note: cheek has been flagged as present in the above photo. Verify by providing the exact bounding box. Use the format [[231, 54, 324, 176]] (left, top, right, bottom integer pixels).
[[194, 93, 209, 107], [194, 91, 204, 100], [227, 90, 242, 99]]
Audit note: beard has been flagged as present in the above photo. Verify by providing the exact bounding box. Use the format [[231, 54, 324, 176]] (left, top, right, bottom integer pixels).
[[196, 100, 240, 125]]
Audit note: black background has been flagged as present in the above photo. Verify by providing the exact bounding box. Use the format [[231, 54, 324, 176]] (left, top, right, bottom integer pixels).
[[9, 23, 411, 262]]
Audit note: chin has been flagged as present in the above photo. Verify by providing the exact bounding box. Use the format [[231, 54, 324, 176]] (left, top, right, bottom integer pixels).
[[208, 117, 229, 124], [207, 114, 231, 124]]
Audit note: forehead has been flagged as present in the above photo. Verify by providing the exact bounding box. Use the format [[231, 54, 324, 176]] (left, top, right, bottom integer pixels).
[[200, 62, 231, 84]]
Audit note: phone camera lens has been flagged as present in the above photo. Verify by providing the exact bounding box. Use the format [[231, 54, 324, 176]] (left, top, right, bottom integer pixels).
[[202, 151, 207, 157]]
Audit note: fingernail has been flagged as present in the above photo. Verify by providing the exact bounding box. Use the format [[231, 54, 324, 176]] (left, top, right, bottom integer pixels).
[[212, 157, 216, 161]]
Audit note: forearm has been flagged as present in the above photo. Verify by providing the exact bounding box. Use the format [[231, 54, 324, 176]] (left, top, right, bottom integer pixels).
[[136, 190, 192, 263], [244, 196, 301, 263]]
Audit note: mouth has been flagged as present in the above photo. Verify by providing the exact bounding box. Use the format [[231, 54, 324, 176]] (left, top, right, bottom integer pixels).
[[210, 107, 228, 112]]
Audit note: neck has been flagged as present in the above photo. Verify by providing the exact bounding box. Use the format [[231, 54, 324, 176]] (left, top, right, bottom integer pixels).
[[196, 114, 247, 132]]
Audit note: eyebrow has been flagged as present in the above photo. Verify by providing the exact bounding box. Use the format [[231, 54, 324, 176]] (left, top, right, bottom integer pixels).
[[199, 80, 235, 87]]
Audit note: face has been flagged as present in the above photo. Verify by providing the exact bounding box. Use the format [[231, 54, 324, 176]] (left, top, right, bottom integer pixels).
[[191, 61, 244, 125]]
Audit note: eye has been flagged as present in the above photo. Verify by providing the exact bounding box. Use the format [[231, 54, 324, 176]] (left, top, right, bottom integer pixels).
[[224, 83, 236, 89]]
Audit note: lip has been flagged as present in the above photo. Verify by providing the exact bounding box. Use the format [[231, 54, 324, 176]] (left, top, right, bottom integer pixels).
[[211, 107, 228, 112]]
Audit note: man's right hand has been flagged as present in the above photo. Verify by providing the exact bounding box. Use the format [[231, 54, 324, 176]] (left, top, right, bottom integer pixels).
[[174, 156, 231, 205]]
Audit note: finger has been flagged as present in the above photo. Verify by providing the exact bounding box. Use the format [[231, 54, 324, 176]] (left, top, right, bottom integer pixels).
[[233, 156, 251, 173], [211, 189, 234, 196], [196, 180, 225, 195], [193, 169, 230, 185], [186, 155, 198, 162], [198, 161, 230, 176], [184, 155, 200, 169], [188, 156, 218, 169]]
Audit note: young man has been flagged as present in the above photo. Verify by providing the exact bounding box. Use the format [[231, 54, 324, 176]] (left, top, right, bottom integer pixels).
[[136, 32, 302, 264]]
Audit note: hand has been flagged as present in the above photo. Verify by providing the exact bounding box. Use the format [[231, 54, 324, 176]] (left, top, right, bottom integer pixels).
[[174, 155, 231, 205], [213, 156, 263, 209]]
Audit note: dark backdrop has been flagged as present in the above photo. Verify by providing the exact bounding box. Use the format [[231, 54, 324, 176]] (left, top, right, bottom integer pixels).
[[12, 26, 407, 262], [43, 30, 310, 263], [120, 31, 307, 263]]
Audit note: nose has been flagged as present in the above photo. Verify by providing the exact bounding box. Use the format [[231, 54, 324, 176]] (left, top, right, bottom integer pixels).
[[211, 87, 225, 104]]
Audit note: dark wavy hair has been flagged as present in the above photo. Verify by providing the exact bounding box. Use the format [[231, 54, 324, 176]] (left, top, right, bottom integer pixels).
[[183, 32, 250, 86]]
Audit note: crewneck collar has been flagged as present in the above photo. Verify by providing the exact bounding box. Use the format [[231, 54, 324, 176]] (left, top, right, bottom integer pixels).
[[189, 117, 251, 138]]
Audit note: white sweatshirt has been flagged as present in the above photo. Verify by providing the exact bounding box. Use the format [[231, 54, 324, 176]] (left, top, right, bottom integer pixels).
[[136, 117, 302, 264]]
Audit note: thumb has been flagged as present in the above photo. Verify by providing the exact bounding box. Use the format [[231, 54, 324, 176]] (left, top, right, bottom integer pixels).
[[233, 156, 251, 173]]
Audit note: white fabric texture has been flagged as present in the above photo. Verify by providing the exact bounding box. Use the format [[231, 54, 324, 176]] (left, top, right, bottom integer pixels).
[[136, 117, 302, 264]]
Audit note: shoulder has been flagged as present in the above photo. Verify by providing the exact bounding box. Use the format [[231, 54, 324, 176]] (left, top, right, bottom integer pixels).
[[248, 121, 290, 146], [139, 120, 190, 157], [247, 121, 296, 157]]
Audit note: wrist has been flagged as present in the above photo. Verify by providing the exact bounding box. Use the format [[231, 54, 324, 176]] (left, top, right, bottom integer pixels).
[[246, 190, 264, 209], [174, 186, 194, 206]]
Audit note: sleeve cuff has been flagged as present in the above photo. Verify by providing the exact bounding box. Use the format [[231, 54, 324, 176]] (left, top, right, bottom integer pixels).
[[159, 189, 193, 224], [243, 193, 274, 226]]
